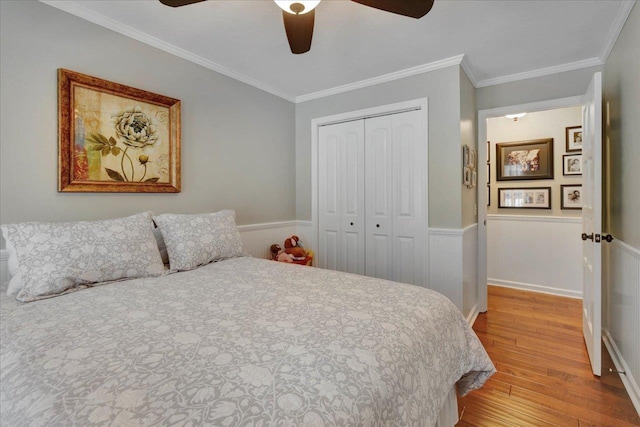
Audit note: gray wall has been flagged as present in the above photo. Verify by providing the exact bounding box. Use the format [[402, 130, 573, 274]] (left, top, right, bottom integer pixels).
[[460, 69, 477, 228], [477, 66, 603, 112], [295, 66, 463, 228], [0, 1, 296, 233], [604, 3, 640, 250]]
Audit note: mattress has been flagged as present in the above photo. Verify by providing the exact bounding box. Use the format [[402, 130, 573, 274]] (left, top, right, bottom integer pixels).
[[1, 257, 494, 426]]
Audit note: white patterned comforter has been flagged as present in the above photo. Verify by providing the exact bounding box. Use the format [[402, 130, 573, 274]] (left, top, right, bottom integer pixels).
[[1, 257, 494, 426]]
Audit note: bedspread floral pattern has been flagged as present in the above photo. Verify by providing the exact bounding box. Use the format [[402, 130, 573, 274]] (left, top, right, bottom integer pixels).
[[154, 210, 244, 271], [0, 257, 495, 426], [1, 212, 165, 302]]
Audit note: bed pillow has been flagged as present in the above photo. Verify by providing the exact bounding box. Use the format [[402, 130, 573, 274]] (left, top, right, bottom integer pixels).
[[1, 212, 165, 302], [154, 210, 244, 271], [152, 226, 170, 265]]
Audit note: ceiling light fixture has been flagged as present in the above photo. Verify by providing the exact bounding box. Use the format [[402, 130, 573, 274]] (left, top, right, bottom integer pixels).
[[505, 113, 527, 121], [274, 1, 321, 15]]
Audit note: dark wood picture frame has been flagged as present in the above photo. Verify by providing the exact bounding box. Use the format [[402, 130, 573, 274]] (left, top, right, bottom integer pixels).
[[561, 184, 582, 210], [563, 154, 582, 176], [498, 187, 552, 209], [58, 69, 181, 193], [496, 138, 554, 181], [565, 125, 583, 152]]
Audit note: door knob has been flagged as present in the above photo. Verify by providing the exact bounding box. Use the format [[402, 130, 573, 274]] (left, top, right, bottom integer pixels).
[[581, 233, 593, 241], [350, 222, 354, 226], [376, 224, 380, 228], [602, 234, 614, 243]]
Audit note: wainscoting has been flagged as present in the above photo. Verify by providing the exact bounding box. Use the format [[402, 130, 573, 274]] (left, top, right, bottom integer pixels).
[[487, 214, 582, 298], [604, 238, 640, 414], [428, 224, 478, 321]]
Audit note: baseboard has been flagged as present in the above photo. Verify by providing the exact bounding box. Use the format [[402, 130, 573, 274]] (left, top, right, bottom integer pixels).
[[488, 279, 582, 299], [603, 330, 640, 416], [466, 303, 480, 326]]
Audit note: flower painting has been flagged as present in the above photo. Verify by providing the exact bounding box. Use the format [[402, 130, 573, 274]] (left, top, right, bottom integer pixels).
[[59, 69, 180, 192]]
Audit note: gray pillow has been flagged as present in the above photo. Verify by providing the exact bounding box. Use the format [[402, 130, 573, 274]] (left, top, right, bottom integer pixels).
[[154, 210, 244, 271], [1, 212, 165, 302]]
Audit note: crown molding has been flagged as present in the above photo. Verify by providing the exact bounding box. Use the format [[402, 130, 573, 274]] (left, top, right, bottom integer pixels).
[[475, 56, 605, 88], [295, 55, 465, 103], [39, 0, 635, 102], [39, 0, 296, 102], [459, 55, 479, 88], [599, 0, 636, 63]]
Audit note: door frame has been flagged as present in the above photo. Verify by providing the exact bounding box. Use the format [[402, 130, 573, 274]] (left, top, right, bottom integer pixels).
[[311, 98, 429, 284], [477, 95, 584, 312]]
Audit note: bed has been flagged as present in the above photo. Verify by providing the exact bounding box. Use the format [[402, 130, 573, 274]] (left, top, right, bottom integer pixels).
[[1, 211, 495, 426]]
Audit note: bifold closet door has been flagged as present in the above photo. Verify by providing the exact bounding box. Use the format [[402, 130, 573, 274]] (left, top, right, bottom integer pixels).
[[318, 120, 365, 274], [365, 110, 426, 286]]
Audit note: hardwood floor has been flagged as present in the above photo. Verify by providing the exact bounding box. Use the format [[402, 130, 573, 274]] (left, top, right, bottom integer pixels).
[[457, 285, 640, 427]]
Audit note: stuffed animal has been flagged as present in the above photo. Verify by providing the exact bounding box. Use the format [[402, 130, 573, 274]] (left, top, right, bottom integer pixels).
[[284, 235, 307, 260], [277, 252, 293, 263], [270, 243, 293, 262], [270, 244, 282, 261]]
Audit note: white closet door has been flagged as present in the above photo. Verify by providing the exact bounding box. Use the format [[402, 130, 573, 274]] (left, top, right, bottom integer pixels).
[[318, 120, 365, 274], [365, 110, 426, 286], [364, 115, 393, 280]]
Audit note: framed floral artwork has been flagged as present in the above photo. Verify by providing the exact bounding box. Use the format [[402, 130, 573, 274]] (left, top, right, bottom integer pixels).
[[58, 69, 181, 192], [496, 138, 554, 181]]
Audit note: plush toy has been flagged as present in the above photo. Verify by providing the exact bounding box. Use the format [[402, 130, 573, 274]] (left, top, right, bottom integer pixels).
[[270, 243, 292, 262], [284, 235, 307, 260], [277, 252, 293, 263], [270, 244, 282, 261]]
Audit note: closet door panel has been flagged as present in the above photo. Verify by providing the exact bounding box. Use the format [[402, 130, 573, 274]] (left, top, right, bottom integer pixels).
[[340, 124, 365, 274], [318, 128, 341, 270], [391, 110, 426, 286], [319, 120, 365, 274], [365, 116, 393, 280]]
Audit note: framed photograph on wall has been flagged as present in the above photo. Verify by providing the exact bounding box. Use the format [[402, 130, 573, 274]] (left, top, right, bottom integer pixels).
[[498, 187, 551, 209], [487, 184, 491, 206], [563, 154, 582, 175], [496, 138, 554, 181], [566, 126, 583, 152], [58, 69, 181, 193], [463, 166, 472, 187], [561, 185, 582, 209], [463, 145, 470, 169]]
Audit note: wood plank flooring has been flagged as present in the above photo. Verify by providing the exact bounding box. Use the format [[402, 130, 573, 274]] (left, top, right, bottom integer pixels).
[[457, 285, 640, 427]]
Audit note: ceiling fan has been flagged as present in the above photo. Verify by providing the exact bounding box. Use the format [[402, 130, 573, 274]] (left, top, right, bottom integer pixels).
[[159, 0, 435, 54]]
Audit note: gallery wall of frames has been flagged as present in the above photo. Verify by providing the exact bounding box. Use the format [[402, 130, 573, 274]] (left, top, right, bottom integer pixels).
[[486, 106, 583, 216]]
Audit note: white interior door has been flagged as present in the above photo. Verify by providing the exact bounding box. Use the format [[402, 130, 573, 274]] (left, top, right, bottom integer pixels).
[[581, 72, 603, 376], [365, 110, 426, 286], [318, 120, 365, 274]]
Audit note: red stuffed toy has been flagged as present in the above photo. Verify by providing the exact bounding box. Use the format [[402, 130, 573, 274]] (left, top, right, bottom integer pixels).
[[284, 235, 307, 261]]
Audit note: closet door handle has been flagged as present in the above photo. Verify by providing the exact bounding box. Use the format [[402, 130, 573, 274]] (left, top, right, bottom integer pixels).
[[350, 222, 354, 226], [376, 224, 380, 228]]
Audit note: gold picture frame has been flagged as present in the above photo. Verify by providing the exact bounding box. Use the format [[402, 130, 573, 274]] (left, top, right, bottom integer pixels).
[[58, 69, 181, 192]]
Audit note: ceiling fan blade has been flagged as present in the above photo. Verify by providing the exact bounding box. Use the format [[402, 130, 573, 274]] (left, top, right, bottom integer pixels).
[[351, 0, 434, 19], [159, 0, 207, 7], [282, 9, 315, 54]]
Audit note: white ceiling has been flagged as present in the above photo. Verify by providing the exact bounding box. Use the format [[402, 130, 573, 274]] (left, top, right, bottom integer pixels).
[[43, 0, 634, 102]]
